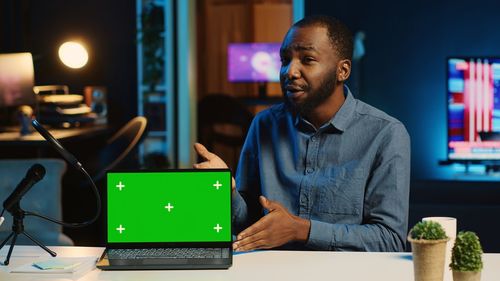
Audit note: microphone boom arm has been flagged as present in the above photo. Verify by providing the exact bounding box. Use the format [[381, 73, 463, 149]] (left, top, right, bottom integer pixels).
[[30, 119, 101, 228]]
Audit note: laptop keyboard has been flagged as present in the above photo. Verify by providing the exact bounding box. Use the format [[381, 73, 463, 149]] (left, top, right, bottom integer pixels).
[[108, 248, 230, 260]]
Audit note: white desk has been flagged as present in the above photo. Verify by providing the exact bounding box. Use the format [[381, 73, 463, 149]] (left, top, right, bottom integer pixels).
[[1, 245, 499, 281]]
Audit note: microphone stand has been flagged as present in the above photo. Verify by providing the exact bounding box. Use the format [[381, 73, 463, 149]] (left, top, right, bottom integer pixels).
[[0, 201, 56, 265], [0, 120, 102, 266]]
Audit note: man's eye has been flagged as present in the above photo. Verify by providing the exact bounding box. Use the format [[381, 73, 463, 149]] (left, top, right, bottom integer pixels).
[[303, 57, 315, 63]]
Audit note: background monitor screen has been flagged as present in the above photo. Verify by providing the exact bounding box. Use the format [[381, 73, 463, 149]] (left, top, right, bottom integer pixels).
[[0, 53, 35, 107], [447, 57, 500, 161], [227, 43, 281, 82]]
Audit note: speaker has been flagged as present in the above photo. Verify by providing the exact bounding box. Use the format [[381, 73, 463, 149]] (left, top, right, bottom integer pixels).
[[84, 86, 107, 124]]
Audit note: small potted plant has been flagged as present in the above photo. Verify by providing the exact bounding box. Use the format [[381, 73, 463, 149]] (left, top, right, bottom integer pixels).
[[450, 231, 483, 281], [408, 221, 450, 281]]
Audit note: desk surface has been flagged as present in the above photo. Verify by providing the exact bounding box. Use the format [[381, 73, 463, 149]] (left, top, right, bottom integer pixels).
[[1, 246, 499, 281], [0, 125, 108, 146]]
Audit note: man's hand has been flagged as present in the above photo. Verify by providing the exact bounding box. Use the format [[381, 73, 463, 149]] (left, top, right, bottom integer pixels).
[[193, 143, 236, 192], [232, 196, 310, 251]]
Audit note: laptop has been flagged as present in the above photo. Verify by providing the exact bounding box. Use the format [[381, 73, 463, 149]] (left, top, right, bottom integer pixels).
[[97, 169, 233, 270]]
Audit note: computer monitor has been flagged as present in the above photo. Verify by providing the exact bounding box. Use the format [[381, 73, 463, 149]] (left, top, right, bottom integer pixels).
[[0, 53, 36, 127], [227, 43, 281, 83], [447, 57, 500, 161], [0, 53, 36, 107]]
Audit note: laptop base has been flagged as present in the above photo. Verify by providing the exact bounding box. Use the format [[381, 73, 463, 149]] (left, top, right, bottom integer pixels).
[[97, 253, 231, 270]]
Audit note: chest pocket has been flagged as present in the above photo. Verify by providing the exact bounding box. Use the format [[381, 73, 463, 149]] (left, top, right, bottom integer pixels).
[[317, 167, 366, 216]]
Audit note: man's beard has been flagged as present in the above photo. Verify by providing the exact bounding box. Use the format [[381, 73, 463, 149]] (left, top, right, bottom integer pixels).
[[285, 70, 338, 117]]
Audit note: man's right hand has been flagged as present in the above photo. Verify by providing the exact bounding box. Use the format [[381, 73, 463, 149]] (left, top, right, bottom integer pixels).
[[193, 142, 236, 192]]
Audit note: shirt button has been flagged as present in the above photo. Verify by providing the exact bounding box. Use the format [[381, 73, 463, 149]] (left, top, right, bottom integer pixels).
[[306, 168, 314, 174], [311, 136, 316, 142]]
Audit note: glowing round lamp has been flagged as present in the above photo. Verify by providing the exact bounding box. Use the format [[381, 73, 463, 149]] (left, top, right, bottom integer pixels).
[[58, 41, 89, 69]]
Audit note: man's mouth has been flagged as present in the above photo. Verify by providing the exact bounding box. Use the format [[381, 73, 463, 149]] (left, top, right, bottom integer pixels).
[[285, 85, 306, 100], [287, 90, 305, 99]]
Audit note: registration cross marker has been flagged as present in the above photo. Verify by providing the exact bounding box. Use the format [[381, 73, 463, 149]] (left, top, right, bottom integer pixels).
[[165, 203, 174, 212], [213, 224, 222, 233], [116, 181, 125, 191], [213, 180, 222, 190], [116, 224, 126, 234]]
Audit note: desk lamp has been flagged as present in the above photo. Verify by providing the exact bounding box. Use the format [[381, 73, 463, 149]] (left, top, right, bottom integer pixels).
[[34, 41, 92, 127], [58, 41, 88, 69]]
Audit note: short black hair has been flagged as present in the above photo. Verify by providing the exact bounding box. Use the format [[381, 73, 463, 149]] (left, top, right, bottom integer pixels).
[[293, 15, 353, 60]]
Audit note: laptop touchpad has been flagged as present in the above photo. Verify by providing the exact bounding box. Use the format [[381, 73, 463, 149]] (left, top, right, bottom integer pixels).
[[142, 258, 189, 265]]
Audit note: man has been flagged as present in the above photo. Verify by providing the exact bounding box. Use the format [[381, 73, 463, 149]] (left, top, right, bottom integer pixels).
[[194, 15, 410, 252]]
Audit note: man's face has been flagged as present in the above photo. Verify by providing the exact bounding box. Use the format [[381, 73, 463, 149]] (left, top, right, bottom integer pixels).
[[279, 26, 340, 116]]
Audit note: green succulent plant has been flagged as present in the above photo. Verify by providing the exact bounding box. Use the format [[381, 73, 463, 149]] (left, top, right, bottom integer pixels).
[[450, 231, 483, 272], [410, 221, 448, 240]]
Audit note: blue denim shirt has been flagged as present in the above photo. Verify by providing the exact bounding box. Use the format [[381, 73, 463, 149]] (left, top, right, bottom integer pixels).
[[232, 86, 411, 252]]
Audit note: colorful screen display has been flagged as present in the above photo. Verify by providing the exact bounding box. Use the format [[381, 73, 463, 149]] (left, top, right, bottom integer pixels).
[[228, 43, 281, 82], [107, 170, 231, 243], [448, 57, 500, 160]]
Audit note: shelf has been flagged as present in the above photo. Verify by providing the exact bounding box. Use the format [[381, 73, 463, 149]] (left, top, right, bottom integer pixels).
[[143, 136, 168, 154], [137, 0, 172, 167], [144, 95, 167, 103], [147, 131, 167, 137], [140, 84, 166, 92]]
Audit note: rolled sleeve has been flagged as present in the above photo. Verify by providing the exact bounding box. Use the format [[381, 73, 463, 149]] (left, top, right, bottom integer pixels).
[[231, 190, 248, 228]]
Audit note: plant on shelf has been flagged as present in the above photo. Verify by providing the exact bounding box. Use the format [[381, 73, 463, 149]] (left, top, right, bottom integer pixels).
[[139, 1, 165, 93], [450, 231, 483, 281], [408, 221, 450, 281]]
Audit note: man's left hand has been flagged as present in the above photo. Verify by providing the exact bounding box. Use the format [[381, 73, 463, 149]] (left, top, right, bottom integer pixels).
[[232, 196, 311, 251]]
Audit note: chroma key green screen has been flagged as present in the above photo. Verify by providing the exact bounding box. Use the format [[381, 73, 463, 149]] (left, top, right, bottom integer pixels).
[[107, 170, 231, 243]]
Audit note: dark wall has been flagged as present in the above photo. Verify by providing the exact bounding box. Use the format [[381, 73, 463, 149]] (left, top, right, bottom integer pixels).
[[0, 0, 137, 128], [307, 0, 500, 180], [409, 180, 500, 253]]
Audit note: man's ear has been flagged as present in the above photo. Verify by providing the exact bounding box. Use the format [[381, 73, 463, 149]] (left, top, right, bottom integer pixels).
[[337, 59, 352, 82]]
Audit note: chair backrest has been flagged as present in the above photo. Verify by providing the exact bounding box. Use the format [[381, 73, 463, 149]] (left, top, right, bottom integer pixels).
[[0, 158, 74, 246], [198, 94, 254, 145], [198, 94, 254, 170], [93, 116, 148, 181]]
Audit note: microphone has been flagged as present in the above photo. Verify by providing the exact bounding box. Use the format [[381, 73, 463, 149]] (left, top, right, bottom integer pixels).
[[3, 164, 46, 212]]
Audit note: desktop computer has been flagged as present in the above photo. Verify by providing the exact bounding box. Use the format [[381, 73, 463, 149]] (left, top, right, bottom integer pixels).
[[0, 52, 96, 129], [0, 53, 36, 131]]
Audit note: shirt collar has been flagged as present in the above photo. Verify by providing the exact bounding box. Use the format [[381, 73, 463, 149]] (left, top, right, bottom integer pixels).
[[294, 85, 356, 133], [330, 85, 356, 132]]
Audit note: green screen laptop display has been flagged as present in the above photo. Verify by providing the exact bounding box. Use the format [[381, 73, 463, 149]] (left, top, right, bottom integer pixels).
[[107, 170, 231, 243]]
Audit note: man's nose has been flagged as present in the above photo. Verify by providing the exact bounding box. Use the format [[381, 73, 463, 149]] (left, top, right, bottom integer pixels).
[[284, 61, 301, 79]]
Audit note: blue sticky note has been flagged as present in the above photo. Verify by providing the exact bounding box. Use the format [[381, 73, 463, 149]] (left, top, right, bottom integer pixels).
[[33, 260, 81, 270]]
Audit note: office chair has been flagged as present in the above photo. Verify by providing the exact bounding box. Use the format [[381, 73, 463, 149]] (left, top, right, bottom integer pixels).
[[0, 158, 74, 246], [198, 94, 254, 170], [91, 116, 148, 182]]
